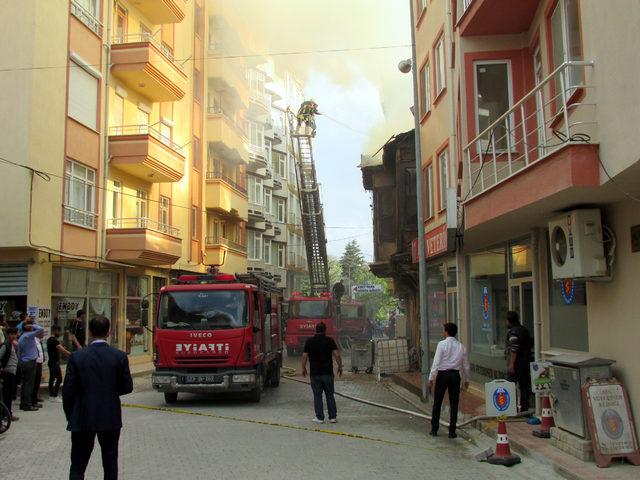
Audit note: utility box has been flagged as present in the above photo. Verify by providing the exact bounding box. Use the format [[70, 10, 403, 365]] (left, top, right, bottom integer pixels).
[[549, 355, 615, 438]]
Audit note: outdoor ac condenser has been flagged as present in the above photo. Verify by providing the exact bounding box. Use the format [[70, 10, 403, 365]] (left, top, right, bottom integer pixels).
[[548, 209, 607, 279]]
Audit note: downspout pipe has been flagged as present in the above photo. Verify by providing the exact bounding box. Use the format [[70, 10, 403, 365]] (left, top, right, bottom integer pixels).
[[408, 0, 431, 402], [101, 1, 114, 262], [531, 228, 542, 415]]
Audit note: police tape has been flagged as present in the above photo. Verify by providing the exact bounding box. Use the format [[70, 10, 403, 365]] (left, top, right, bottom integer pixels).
[[122, 402, 437, 450]]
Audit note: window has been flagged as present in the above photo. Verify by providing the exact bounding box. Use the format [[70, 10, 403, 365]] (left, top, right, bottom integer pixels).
[[159, 196, 170, 227], [114, 3, 127, 42], [265, 138, 272, 165], [160, 119, 173, 147], [248, 230, 262, 261], [192, 136, 201, 169], [264, 188, 272, 214], [249, 121, 264, 149], [111, 181, 122, 221], [438, 148, 448, 211], [404, 167, 417, 226], [194, 68, 202, 103], [191, 206, 197, 239], [137, 107, 150, 132], [263, 239, 272, 264], [136, 190, 148, 220], [248, 176, 263, 205], [111, 92, 124, 127], [68, 60, 99, 130], [434, 35, 446, 96], [277, 244, 285, 268], [276, 198, 286, 223], [419, 62, 430, 117], [64, 160, 96, 228], [71, 0, 101, 35], [275, 152, 287, 177], [474, 61, 513, 150], [424, 164, 433, 219], [248, 69, 266, 97], [549, 0, 583, 108]]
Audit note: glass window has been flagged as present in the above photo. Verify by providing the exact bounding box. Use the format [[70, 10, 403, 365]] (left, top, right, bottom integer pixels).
[[159, 290, 247, 330], [110, 181, 121, 221], [549, 276, 588, 351], [192, 136, 201, 169], [277, 244, 285, 268], [68, 61, 98, 129], [438, 149, 448, 210], [64, 160, 96, 228], [510, 242, 532, 278], [263, 239, 272, 264], [434, 36, 445, 95], [159, 196, 170, 227], [419, 62, 430, 116], [289, 300, 331, 319], [265, 139, 272, 165], [474, 61, 513, 150], [427, 264, 446, 345], [126, 276, 148, 356], [249, 121, 264, 149], [277, 198, 286, 223], [248, 230, 262, 261], [550, 0, 584, 108], [248, 176, 263, 205], [160, 120, 172, 147], [264, 188, 272, 214], [424, 164, 433, 219], [136, 190, 147, 220]]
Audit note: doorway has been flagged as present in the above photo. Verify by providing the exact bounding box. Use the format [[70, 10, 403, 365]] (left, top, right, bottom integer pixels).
[[509, 280, 534, 358]]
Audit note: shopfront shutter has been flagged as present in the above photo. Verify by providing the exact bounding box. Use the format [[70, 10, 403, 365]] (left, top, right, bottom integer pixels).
[[0, 264, 28, 295]]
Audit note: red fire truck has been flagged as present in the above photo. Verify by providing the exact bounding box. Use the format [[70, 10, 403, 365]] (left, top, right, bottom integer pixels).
[[337, 300, 367, 343], [149, 272, 283, 403], [284, 291, 336, 355]]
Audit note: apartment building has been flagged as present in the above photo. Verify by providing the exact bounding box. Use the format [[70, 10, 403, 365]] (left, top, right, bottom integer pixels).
[[0, 0, 207, 364], [402, 0, 640, 435]]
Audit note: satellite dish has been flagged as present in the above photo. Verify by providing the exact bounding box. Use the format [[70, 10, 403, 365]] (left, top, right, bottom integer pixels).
[[398, 59, 412, 74]]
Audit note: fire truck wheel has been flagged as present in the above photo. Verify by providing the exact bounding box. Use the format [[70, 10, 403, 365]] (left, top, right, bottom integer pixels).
[[164, 392, 178, 404], [271, 364, 281, 387], [250, 371, 263, 403]]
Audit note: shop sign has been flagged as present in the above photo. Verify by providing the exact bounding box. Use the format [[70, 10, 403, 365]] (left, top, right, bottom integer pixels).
[[353, 284, 384, 293], [530, 361, 552, 394], [582, 378, 640, 468], [484, 379, 517, 417], [481, 286, 491, 331], [560, 279, 575, 305], [57, 301, 81, 312], [411, 224, 455, 263]]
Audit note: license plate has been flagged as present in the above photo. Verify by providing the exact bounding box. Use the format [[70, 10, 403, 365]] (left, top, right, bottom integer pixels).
[[183, 375, 222, 384]]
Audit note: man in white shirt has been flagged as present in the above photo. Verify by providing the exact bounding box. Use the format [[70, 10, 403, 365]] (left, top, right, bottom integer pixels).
[[429, 322, 470, 439]]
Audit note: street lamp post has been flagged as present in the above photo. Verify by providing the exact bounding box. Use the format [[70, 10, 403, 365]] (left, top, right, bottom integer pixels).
[[400, 0, 430, 402]]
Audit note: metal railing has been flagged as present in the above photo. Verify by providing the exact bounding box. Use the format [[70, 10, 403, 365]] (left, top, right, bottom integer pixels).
[[64, 205, 97, 229], [107, 218, 180, 237], [463, 61, 596, 201], [109, 125, 185, 156], [112, 33, 184, 73], [70, 0, 103, 37], [205, 235, 247, 252], [205, 170, 247, 194], [207, 105, 247, 137]]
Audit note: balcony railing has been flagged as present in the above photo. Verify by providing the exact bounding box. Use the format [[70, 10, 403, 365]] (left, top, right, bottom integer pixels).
[[205, 235, 247, 252], [107, 217, 180, 237], [207, 105, 247, 137], [112, 33, 184, 73], [109, 125, 185, 156], [205, 170, 247, 194], [70, 0, 103, 36], [64, 205, 97, 229], [463, 61, 595, 201]]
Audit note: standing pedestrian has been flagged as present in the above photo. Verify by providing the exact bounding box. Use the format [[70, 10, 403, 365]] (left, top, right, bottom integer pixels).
[[505, 310, 533, 412], [1, 327, 20, 421], [30, 328, 46, 406], [301, 322, 342, 424], [47, 325, 69, 402], [63, 316, 133, 480], [69, 309, 87, 351], [429, 323, 470, 439], [17, 320, 44, 411]]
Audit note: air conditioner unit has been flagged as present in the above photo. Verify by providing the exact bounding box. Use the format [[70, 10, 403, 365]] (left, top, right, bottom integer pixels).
[[548, 209, 607, 279]]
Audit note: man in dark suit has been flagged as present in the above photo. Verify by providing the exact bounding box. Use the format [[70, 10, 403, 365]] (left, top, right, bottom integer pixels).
[[63, 316, 133, 480]]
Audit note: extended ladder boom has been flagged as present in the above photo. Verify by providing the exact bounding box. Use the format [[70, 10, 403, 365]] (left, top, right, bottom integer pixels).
[[288, 115, 330, 295]]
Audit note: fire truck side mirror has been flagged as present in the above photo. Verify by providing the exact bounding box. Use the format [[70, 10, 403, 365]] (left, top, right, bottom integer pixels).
[[140, 299, 149, 327]]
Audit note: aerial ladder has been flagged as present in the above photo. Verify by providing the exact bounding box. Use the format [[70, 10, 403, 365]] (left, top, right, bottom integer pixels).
[[287, 112, 330, 296]]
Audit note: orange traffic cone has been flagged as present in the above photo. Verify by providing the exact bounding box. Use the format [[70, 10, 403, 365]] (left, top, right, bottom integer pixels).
[[533, 395, 555, 438], [487, 419, 521, 466]]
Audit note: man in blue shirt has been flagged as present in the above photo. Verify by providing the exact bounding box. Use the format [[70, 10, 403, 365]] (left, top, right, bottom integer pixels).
[[18, 320, 44, 411]]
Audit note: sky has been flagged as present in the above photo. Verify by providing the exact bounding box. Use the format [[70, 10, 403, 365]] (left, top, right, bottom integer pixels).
[[225, 0, 414, 261]]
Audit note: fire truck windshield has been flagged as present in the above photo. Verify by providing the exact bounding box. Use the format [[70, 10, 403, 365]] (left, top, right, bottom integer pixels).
[[340, 304, 363, 320], [289, 300, 331, 319], [158, 290, 247, 330]]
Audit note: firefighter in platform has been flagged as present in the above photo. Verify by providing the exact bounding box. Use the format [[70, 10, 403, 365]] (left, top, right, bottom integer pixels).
[[296, 99, 321, 137]]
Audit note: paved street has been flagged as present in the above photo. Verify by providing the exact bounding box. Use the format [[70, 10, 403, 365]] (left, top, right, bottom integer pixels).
[[0, 356, 564, 480]]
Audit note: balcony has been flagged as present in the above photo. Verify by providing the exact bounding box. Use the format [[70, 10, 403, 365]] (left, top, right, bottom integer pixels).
[[457, 0, 541, 37], [106, 218, 182, 266], [205, 236, 247, 273], [462, 62, 600, 234], [249, 90, 270, 118], [205, 171, 248, 220], [70, 0, 102, 36], [111, 33, 187, 102], [209, 62, 250, 108], [109, 125, 185, 183], [129, 0, 187, 24], [207, 107, 249, 164]]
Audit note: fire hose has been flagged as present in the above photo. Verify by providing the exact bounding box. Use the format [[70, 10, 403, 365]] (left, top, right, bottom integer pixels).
[[281, 366, 533, 429]]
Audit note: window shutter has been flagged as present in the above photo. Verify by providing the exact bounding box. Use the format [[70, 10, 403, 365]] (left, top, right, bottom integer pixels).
[[68, 63, 98, 130]]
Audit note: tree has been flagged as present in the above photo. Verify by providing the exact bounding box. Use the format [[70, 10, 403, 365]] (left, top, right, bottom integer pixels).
[[339, 240, 367, 291]]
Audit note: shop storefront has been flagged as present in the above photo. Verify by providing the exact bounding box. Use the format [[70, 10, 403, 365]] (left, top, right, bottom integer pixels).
[[0, 263, 28, 325], [426, 260, 457, 351], [125, 275, 150, 356]]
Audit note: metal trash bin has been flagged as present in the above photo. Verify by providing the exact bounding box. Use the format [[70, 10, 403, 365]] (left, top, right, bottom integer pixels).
[[351, 339, 373, 373], [549, 354, 615, 439]]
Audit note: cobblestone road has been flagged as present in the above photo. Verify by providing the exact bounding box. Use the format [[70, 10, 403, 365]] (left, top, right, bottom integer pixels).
[[0, 357, 565, 480]]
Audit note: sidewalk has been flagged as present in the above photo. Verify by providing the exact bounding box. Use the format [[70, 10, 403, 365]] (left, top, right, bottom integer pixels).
[[391, 372, 639, 480], [37, 360, 154, 391]]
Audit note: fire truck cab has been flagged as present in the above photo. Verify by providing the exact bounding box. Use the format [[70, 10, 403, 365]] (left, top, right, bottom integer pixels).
[[151, 273, 283, 403], [284, 291, 336, 355], [337, 301, 367, 340]]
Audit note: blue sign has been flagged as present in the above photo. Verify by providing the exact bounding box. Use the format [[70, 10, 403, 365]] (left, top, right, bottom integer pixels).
[[560, 279, 576, 305], [493, 387, 511, 413]]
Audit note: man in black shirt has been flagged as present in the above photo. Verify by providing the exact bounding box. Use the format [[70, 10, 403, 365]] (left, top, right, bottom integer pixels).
[[302, 322, 342, 424], [47, 325, 70, 401], [69, 310, 86, 351], [506, 311, 533, 412]]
